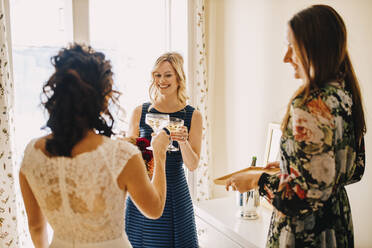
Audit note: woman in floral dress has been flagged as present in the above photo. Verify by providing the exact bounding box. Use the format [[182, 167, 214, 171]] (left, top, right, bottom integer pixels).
[[226, 5, 366, 248]]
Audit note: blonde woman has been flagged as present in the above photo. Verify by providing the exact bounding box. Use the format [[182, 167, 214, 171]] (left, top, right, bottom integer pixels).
[[125, 52, 202, 247]]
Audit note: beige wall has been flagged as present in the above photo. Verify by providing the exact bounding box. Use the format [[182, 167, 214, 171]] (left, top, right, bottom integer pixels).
[[207, 0, 372, 247]]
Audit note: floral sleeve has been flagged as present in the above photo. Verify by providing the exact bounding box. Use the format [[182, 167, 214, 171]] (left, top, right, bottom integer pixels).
[[344, 137, 365, 185], [259, 91, 339, 217]]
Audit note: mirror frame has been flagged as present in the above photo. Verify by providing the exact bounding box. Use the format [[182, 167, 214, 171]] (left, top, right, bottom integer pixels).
[[263, 123, 282, 166]]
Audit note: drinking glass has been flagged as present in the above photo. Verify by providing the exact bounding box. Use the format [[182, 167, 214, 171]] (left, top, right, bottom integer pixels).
[[236, 191, 259, 220], [145, 113, 170, 150], [167, 117, 184, 151]]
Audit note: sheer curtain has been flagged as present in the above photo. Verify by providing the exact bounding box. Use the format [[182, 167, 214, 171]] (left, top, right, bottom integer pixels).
[[189, 0, 211, 203], [0, 0, 30, 246]]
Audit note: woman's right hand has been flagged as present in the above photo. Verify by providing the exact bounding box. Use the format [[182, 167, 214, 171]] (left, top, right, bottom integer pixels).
[[151, 130, 169, 155], [225, 172, 262, 193]]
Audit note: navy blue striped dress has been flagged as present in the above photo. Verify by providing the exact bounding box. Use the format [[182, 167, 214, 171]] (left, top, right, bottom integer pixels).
[[125, 102, 198, 248]]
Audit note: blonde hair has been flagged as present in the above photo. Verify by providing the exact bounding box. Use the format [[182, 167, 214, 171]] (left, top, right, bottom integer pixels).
[[149, 52, 188, 106]]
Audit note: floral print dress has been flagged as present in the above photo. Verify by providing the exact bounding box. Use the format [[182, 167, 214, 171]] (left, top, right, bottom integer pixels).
[[258, 81, 365, 248]]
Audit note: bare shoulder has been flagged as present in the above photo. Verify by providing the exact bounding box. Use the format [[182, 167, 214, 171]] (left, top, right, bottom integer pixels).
[[189, 109, 202, 135], [130, 104, 143, 123], [34, 134, 52, 150], [133, 105, 143, 116], [191, 109, 203, 124], [128, 104, 144, 137]]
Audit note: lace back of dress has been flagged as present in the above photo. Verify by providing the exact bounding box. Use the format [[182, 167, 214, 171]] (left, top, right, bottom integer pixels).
[[21, 138, 138, 244]]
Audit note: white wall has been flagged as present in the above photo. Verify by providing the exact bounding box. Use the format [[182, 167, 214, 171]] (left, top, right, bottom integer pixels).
[[207, 0, 372, 247]]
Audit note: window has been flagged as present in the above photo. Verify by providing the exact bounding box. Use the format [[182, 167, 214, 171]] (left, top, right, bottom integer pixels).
[[11, 2, 191, 241], [89, 0, 188, 129], [88, 0, 191, 193], [11, 0, 188, 154], [10, 0, 73, 160], [11, 0, 188, 146], [10, 0, 73, 241], [11, 0, 190, 189]]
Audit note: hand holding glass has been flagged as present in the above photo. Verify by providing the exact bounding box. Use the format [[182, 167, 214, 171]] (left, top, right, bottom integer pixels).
[[167, 117, 184, 151], [145, 113, 170, 150]]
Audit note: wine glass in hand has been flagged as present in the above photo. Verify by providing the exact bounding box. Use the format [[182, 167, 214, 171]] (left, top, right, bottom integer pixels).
[[145, 113, 170, 150], [167, 117, 184, 151]]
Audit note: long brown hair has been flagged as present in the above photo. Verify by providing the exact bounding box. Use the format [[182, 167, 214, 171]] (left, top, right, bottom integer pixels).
[[282, 4, 366, 145]]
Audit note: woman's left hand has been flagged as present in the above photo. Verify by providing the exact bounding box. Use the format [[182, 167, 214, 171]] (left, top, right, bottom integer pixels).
[[170, 126, 189, 144], [225, 172, 262, 193]]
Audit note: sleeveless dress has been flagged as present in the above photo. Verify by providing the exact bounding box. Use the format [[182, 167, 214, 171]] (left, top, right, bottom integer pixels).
[[125, 103, 198, 248], [20, 136, 139, 248]]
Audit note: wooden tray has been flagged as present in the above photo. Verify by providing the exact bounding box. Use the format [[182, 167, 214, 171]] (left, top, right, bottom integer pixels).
[[213, 167, 280, 185]]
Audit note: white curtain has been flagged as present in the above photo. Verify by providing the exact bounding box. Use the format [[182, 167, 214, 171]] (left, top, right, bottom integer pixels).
[[0, 0, 30, 246], [189, 0, 211, 202]]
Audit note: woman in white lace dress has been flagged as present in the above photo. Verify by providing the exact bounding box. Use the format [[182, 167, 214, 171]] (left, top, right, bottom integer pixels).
[[19, 44, 169, 248]]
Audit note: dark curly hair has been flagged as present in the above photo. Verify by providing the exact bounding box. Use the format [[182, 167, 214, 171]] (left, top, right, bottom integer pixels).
[[41, 43, 121, 157]]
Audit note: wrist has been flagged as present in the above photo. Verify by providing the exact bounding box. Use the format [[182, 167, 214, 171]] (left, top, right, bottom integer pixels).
[[178, 139, 188, 146], [153, 149, 166, 161], [253, 173, 262, 189], [153, 156, 166, 167]]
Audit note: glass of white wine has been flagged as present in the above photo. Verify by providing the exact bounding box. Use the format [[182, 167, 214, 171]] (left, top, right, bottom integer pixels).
[[145, 113, 170, 150], [167, 117, 184, 152]]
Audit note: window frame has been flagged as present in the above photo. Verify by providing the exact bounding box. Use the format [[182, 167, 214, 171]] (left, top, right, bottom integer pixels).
[[8, 0, 195, 200]]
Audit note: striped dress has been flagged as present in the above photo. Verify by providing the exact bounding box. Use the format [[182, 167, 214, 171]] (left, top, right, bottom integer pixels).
[[125, 102, 198, 248]]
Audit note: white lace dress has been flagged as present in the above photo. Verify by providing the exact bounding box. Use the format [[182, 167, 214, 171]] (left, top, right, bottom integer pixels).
[[20, 136, 140, 248]]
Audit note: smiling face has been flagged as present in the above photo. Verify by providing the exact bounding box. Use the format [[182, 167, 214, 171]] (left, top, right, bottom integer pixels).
[[153, 61, 179, 96], [283, 26, 307, 80]]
